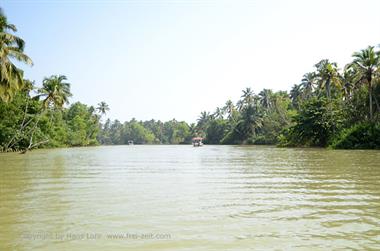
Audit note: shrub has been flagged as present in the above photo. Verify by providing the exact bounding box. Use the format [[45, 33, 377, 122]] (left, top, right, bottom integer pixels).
[[330, 122, 380, 149], [280, 97, 345, 147]]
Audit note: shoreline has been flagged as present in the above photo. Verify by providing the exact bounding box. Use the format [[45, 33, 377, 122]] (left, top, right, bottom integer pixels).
[[3, 143, 380, 155]]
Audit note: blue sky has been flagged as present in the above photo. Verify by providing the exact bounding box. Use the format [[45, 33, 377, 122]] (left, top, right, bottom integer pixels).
[[2, 0, 380, 122]]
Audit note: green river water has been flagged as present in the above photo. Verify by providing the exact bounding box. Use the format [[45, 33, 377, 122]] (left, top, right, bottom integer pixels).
[[0, 145, 379, 250]]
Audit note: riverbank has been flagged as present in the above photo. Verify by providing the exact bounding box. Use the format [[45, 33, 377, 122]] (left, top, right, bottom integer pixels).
[[4, 138, 380, 155]]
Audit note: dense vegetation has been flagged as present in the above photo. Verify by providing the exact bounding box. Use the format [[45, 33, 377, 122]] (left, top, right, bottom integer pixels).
[[0, 9, 105, 152], [105, 46, 380, 149], [185, 49, 380, 149], [0, 76, 106, 152], [101, 49, 380, 149], [98, 119, 192, 145], [1, 8, 379, 151]]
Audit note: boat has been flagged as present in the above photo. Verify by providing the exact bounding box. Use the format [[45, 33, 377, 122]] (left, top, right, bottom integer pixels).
[[192, 137, 203, 147], [128, 140, 134, 145]]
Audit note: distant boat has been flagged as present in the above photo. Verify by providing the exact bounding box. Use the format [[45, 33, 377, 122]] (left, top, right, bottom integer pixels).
[[128, 140, 134, 145], [192, 137, 203, 147]]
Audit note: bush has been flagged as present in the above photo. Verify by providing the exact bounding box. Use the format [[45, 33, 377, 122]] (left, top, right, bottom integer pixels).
[[330, 122, 380, 149], [280, 97, 345, 147]]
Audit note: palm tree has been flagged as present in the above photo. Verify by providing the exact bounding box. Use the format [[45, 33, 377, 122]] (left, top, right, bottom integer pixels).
[[236, 99, 244, 112], [213, 107, 224, 119], [300, 72, 316, 99], [39, 75, 72, 109], [189, 123, 197, 137], [196, 111, 211, 134], [290, 84, 302, 108], [237, 104, 263, 138], [258, 89, 273, 109], [271, 91, 291, 124], [0, 8, 33, 102], [314, 59, 341, 99], [349, 46, 380, 120], [223, 99, 235, 119], [97, 101, 110, 116], [341, 66, 356, 100], [241, 87, 254, 106], [19, 75, 71, 153], [198, 111, 210, 121]]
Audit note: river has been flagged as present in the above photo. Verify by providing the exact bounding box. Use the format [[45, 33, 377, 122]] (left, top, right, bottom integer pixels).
[[0, 145, 379, 250]]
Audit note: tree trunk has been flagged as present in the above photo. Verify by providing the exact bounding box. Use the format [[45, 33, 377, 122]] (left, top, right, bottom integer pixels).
[[20, 110, 46, 153], [326, 78, 331, 99], [373, 93, 380, 113], [21, 139, 49, 154], [369, 76, 373, 121], [4, 100, 28, 150]]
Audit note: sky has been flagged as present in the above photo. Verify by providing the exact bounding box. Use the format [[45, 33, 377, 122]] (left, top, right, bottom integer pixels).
[[2, 0, 380, 123]]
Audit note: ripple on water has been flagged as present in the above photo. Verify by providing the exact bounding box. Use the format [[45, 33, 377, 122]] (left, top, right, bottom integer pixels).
[[0, 145, 380, 250]]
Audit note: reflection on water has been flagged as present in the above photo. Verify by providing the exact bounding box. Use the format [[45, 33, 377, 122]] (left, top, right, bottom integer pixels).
[[0, 146, 379, 250]]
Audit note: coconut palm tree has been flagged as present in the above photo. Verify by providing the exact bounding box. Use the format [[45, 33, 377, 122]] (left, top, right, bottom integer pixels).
[[300, 72, 316, 99], [97, 101, 110, 116], [314, 59, 341, 99], [19, 75, 72, 152], [196, 111, 211, 134], [341, 66, 356, 100], [223, 100, 235, 119], [290, 84, 302, 109], [0, 8, 33, 102], [213, 107, 224, 119], [349, 46, 380, 120], [39, 75, 72, 109], [258, 89, 273, 109], [237, 104, 263, 138], [189, 123, 197, 137], [241, 87, 254, 106], [236, 100, 244, 112]]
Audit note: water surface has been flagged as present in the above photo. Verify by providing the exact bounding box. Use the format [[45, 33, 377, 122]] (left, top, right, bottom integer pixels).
[[1, 145, 380, 250]]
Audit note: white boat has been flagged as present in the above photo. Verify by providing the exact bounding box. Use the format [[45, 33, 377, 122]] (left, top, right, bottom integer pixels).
[[192, 137, 203, 147]]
